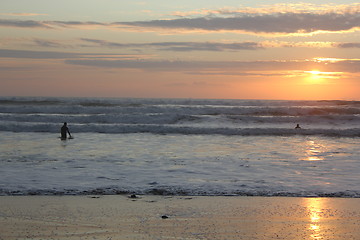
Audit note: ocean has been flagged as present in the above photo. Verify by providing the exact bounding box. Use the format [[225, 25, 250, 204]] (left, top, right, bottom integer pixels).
[[1, 97, 360, 197]]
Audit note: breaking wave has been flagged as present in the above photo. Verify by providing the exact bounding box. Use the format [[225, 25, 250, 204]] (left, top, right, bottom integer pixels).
[[1, 97, 360, 137]]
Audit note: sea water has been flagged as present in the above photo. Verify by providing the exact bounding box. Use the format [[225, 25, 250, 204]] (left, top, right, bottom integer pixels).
[[0, 97, 360, 197]]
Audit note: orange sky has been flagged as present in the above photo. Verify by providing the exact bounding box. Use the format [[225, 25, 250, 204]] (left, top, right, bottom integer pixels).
[[1, 1, 360, 100]]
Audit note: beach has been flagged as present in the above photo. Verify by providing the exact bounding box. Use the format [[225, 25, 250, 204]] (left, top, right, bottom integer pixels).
[[1, 195, 360, 240], [2, 0, 360, 236]]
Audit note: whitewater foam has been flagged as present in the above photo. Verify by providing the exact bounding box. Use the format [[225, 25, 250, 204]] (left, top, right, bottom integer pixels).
[[1, 97, 360, 137]]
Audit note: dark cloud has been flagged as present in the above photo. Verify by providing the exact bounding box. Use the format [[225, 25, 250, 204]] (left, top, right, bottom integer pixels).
[[80, 38, 262, 51], [65, 59, 204, 71], [0, 19, 51, 28], [337, 43, 360, 48], [187, 71, 287, 76], [0, 49, 79, 59], [14, 37, 360, 52], [1, 11, 359, 34], [328, 60, 360, 73], [63, 59, 305, 71], [51, 21, 106, 28], [80, 38, 127, 48], [117, 12, 360, 33], [0, 49, 137, 59], [150, 41, 262, 51], [65, 58, 360, 73], [33, 39, 68, 48], [0, 19, 105, 29], [2, 48, 358, 74]]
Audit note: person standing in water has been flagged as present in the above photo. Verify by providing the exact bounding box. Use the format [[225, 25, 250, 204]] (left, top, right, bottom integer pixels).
[[61, 122, 72, 139], [295, 124, 301, 129]]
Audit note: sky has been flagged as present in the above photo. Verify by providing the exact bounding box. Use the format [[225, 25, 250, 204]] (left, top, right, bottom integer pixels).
[[1, 0, 360, 100]]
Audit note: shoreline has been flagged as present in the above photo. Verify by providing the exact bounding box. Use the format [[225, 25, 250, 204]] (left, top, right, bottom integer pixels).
[[1, 195, 360, 239]]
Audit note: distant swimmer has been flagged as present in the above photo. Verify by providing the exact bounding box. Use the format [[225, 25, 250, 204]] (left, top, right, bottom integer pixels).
[[61, 122, 72, 139], [295, 124, 301, 129]]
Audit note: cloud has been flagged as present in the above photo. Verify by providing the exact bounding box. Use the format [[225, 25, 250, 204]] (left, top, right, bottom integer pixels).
[[80, 38, 263, 51], [0, 49, 140, 59], [186, 71, 287, 77], [4, 37, 359, 54], [1, 49, 359, 74], [156, 42, 262, 51], [0, 19, 52, 28], [51, 21, 106, 28], [170, 3, 360, 18], [260, 41, 360, 49], [81, 38, 360, 51], [80, 38, 127, 48], [117, 12, 360, 34], [0, 13, 48, 17], [65, 58, 360, 74], [1, 3, 359, 35], [336, 43, 360, 48], [65, 59, 204, 71], [32, 39, 69, 48], [0, 19, 105, 29], [0, 49, 79, 59]]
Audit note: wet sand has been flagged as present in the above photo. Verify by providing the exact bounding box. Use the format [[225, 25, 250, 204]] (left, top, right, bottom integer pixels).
[[1, 195, 360, 239]]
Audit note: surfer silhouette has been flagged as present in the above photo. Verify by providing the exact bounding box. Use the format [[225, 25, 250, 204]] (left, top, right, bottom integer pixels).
[[295, 124, 301, 129], [61, 122, 72, 139]]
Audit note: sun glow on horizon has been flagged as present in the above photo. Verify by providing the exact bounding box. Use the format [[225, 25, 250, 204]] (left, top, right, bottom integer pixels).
[[307, 70, 321, 75], [303, 70, 344, 86], [305, 70, 326, 84]]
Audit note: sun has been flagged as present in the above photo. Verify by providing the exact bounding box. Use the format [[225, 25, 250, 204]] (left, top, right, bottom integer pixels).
[[305, 70, 325, 84], [308, 70, 321, 75]]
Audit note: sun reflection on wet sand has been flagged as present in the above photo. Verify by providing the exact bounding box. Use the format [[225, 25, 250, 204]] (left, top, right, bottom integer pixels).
[[306, 198, 326, 240]]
